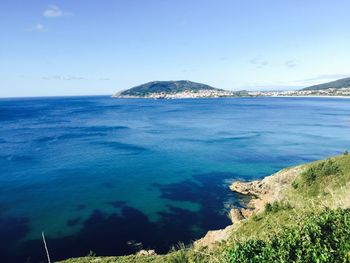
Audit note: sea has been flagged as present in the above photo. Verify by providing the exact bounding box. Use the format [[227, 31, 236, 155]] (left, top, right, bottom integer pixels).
[[1, 96, 350, 262]]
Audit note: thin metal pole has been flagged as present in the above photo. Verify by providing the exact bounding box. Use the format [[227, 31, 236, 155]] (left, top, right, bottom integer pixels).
[[42, 232, 51, 263]]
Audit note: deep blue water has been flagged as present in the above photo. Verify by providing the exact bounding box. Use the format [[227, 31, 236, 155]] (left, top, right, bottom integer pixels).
[[1, 96, 350, 262]]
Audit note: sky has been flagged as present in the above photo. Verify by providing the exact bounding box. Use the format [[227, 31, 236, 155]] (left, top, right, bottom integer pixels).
[[1, 0, 350, 97]]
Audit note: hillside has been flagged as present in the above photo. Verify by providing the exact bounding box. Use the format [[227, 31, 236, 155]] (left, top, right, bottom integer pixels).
[[113, 80, 235, 98], [60, 153, 350, 263], [303, 77, 350, 90]]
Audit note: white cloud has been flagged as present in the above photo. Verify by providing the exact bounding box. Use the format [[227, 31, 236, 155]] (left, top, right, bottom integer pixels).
[[43, 75, 111, 81], [30, 23, 46, 32], [43, 5, 70, 17], [43, 75, 87, 80]]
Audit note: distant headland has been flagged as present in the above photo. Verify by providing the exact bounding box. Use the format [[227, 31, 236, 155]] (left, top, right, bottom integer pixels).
[[112, 77, 350, 99], [112, 80, 244, 99], [251, 77, 350, 97]]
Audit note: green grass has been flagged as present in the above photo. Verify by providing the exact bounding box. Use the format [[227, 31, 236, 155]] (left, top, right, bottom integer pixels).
[[290, 155, 350, 203], [264, 201, 293, 213], [59, 154, 350, 263], [229, 155, 350, 241], [300, 159, 341, 186], [225, 209, 350, 263]]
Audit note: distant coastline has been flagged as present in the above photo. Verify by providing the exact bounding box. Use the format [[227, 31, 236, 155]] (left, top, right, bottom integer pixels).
[[113, 78, 350, 99], [268, 95, 350, 99], [112, 95, 350, 99]]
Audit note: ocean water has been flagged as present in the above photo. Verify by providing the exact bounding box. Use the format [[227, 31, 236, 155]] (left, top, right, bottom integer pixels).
[[0, 96, 350, 262]]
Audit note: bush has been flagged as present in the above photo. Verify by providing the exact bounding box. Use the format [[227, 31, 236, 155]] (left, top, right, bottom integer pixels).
[[304, 167, 318, 184], [265, 203, 273, 212], [291, 180, 299, 189], [302, 159, 341, 185], [251, 214, 261, 222], [344, 150, 349, 156], [264, 201, 292, 213], [224, 209, 350, 263]]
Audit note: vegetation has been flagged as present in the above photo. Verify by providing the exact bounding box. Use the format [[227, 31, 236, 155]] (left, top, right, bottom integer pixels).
[[303, 77, 350, 90], [264, 201, 293, 213], [117, 80, 222, 97], [225, 209, 350, 263], [301, 159, 341, 185], [59, 154, 350, 263]]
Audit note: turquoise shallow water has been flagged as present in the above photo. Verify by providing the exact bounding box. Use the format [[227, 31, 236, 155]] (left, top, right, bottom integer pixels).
[[0, 96, 350, 262]]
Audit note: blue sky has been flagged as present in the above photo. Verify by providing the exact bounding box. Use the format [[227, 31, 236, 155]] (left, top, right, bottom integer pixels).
[[1, 0, 350, 97]]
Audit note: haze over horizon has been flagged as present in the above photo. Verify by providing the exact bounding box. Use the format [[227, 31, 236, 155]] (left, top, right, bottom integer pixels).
[[1, 0, 350, 97]]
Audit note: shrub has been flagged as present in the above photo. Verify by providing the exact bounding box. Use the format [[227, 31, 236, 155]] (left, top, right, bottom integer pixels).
[[265, 201, 292, 213], [291, 180, 299, 189], [251, 214, 261, 222], [224, 209, 350, 263], [302, 159, 341, 185], [304, 167, 318, 184], [265, 203, 273, 212], [344, 150, 349, 156]]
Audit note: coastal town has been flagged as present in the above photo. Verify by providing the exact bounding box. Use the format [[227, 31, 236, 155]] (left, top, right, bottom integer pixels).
[[113, 78, 350, 99], [248, 87, 350, 97], [115, 87, 350, 99], [130, 89, 236, 99]]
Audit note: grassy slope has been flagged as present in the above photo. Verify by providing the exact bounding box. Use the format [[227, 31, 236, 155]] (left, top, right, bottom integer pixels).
[[230, 154, 350, 241], [60, 154, 350, 263]]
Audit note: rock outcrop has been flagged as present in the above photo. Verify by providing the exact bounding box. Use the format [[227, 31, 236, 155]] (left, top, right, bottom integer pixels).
[[194, 225, 236, 249], [229, 208, 244, 224], [230, 165, 305, 213], [195, 164, 305, 249], [136, 249, 157, 256]]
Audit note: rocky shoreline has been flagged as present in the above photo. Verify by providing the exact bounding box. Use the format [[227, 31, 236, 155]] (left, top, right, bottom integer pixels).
[[194, 164, 305, 248]]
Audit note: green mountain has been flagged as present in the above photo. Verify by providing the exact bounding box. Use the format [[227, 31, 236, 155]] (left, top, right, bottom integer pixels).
[[115, 80, 223, 97], [303, 77, 350, 90]]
